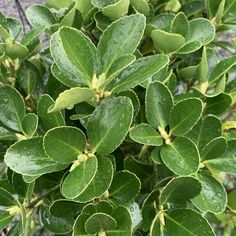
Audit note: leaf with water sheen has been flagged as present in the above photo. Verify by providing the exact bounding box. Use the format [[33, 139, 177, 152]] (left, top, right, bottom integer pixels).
[[87, 96, 133, 155], [192, 172, 227, 214], [4, 138, 67, 176], [130, 123, 163, 146], [43, 126, 86, 164], [165, 209, 215, 236], [61, 155, 98, 199], [160, 176, 201, 205], [97, 14, 145, 74], [146, 81, 173, 129], [160, 137, 200, 175], [169, 98, 203, 136]]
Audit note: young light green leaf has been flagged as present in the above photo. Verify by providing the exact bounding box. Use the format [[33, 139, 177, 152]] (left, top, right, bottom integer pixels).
[[0, 83, 25, 132], [4, 137, 67, 176], [165, 209, 215, 236], [146, 81, 173, 129], [50, 26, 96, 87], [0, 211, 14, 231], [21, 113, 38, 138], [111, 54, 169, 93], [151, 29, 185, 53], [61, 156, 98, 199], [75, 157, 113, 203], [204, 140, 236, 174], [43, 126, 86, 164], [185, 18, 215, 45], [85, 213, 117, 234], [109, 170, 141, 203], [160, 176, 201, 205], [131, 0, 150, 16], [169, 98, 203, 136], [48, 87, 96, 112], [201, 137, 227, 160], [160, 137, 200, 175], [130, 123, 163, 146], [192, 172, 227, 214], [197, 46, 208, 83], [97, 14, 145, 74], [87, 97, 133, 155], [26, 4, 57, 30], [5, 38, 29, 59], [37, 94, 65, 131]]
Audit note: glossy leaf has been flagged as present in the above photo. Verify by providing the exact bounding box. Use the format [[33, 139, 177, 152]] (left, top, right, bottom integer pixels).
[[87, 97, 133, 155], [97, 14, 145, 74], [111, 54, 169, 93], [37, 94, 65, 131], [0, 84, 25, 132], [109, 170, 141, 203], [50, 27, 96, 87], [21, 113, 38, 138], [151, 29, 185, 53], [146, 81, 173, 129], [4, 137, 66, 176], [160, 176, 201, 205], [75, 157, 113, 202], [130, 123, 163, 146], [160, 137, 200, 175], [192, 172, 227, 214], [169, 98, 203, 136], [165, 209, 215, 236], [43, 126, 86, 164], [61, 155, 98, 199], [85, 213, 117, 234]]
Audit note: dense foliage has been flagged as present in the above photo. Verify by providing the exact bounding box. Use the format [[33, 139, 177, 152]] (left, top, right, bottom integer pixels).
[[0, 0, 236, 235]]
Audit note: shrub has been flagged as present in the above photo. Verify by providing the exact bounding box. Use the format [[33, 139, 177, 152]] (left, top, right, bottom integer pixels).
[[0, 0, 236, 235]]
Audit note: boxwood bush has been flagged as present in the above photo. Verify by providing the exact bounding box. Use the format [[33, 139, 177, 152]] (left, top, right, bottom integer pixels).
[[1, 0, 236, 235]]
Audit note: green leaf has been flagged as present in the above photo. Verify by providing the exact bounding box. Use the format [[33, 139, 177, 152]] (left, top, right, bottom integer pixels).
[[0, 84, 25, 132], [165, 209, 215, 236], [0, 187, 15, 206], [50, 26, 96, 87], [94, 12, 112, 31], [160, 137, 200, 175], [4, 137, 66, 176], [43, 126, 86, 164], [228, 189, 236, 211], [185, 18, 215, 45], [150, 213, 162, 236], [5, 38, 29, 59], [205, 93, 232, 115], [192, 172, 227, 214], [0, 211, 14, 231], [87, 97, 133, 155], [75, 157, 113, 202], [61, 155, 98, 199], [37, 94, 65, 131], [48, 87, 95, 112], [50, 200, 81, 218], [201, 137, 227, 160], [205, 0, 222, 18], [169, 98, 203, 136], [21, 113, 38, 138], [82, 201, 114, 215], [141, 190, 159, 231], [209, 55, 236, 84], [85, 213, 117, 234], [102, 0, 130, 19], [45, 0, 73, 9], [146, 81, 173, 129], [151, 29, 185, 53], [197, 46, 208, 83], [130, 123, 163, 146], [109, 170, 141, 203], [151, 147, 162, 164], [185, 115, 222, 150], [26, 4, 56, 30], [0, 127, 16, 140], [60, 2, 77, 27], [160, 176, 201, 205], [73, 213, 93, 236], [204, 140, 236, 174], [177, 41, 202, 54], [131, 0, 150, 16], [111, 54, 169, 93], [97, 14, 145, 74], [171, 12, 189, 36]]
